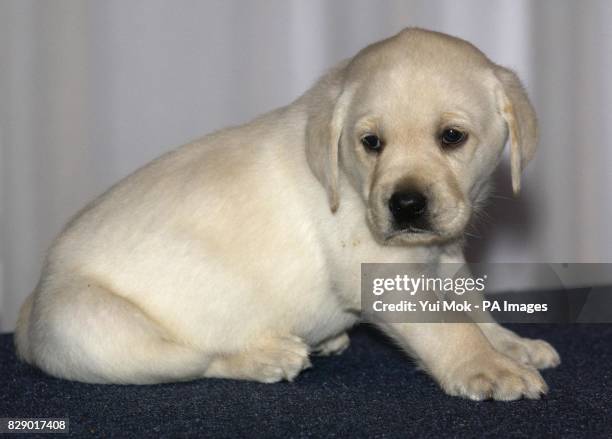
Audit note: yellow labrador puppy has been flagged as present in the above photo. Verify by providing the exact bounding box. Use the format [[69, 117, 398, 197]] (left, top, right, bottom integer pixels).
[[15, 28, 559, 400]]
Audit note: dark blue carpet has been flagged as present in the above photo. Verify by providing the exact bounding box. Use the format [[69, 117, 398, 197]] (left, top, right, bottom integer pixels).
[[0, 325, 610, 438]]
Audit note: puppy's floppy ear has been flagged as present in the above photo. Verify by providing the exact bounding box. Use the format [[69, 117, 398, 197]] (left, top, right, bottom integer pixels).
[[493, 66, 538, 196], [305, 62, 352, 213]]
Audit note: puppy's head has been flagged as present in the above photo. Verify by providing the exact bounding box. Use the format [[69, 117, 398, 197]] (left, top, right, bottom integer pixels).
[[305, 28, 537, 245]]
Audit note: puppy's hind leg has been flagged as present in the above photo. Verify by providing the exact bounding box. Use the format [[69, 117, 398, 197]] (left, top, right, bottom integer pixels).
[[312, 332, 350, 356], [28, 281, 212, 384], [14, 292, 35, 363], [205, 335, 311, 383]]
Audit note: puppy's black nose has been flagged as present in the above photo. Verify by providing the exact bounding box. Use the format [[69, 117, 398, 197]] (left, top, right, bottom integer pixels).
[[388, 191, 428, 228]]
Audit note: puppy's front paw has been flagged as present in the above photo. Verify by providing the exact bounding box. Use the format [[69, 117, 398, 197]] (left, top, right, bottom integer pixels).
[[495, 337, 560, 370], [482, 325, 560, 369], [441, 351, 548, 401]]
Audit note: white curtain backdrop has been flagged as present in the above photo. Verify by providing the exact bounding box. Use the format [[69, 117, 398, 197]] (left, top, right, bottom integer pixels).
[[1, 0, 611, 331]]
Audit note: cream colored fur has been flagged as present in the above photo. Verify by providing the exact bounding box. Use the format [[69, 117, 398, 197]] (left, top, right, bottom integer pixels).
[[15, 28, 559, 400]]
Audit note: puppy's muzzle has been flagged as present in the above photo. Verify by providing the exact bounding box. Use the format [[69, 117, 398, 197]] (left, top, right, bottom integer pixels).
[[388, 190, 429, 232]]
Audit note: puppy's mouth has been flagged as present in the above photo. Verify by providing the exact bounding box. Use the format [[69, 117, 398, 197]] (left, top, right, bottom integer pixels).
[[382, 224, 448, 245], [373, 213, 468, 245], [382, 226, 464, 246], [366, 200, 470, 246], [383, 226, 430, 240]]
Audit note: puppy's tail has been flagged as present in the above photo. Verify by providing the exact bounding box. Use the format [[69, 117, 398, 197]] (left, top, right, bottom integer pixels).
[[14, 293, 34, 363]]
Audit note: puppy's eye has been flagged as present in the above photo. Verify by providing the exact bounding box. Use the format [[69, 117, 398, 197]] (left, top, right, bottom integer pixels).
[[361, 134, 383, 152], [440, 128, 467, 146]]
